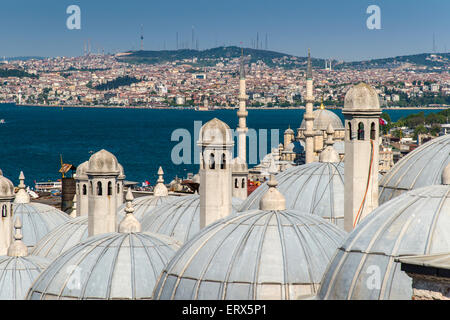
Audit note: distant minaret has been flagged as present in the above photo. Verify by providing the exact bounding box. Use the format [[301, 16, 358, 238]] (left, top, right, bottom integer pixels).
[[343, 83, 381, 232], [304, 49, 315, 164], [232, 51, 249, 200], [140, 24, 144, 51]]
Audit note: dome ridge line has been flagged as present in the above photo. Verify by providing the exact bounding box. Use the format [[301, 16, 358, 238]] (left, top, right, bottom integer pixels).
[[424, 187, 450, 253]]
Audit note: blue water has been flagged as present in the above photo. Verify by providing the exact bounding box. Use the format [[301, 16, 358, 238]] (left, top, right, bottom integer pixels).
[[0, 103, 445, 185]]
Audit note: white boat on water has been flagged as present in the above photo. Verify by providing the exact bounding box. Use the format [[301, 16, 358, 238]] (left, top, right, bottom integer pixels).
[[35, 181, 62, 192], [0, 119, 5, 124]]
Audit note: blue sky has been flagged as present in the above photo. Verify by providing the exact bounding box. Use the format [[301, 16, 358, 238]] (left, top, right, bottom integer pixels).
[[0, 0, 449, 61]]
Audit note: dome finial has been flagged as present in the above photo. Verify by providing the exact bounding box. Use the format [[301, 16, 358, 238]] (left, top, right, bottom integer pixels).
[[153, 166, 169, 197], [7, 217, 28, 257], [118, 188, 141, 233], [442, 163, 450, 185], [14, 171, 30, 204], [259, 174, 286, 211], [320, 124, 340, 163]]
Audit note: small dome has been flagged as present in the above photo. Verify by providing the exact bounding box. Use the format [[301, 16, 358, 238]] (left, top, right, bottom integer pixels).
[[318, 184, 450, 300], [300, 109, 344, 131], [198, 118, 233, 146], [32, 216, 88, 260], [141, 194, 243, 244], [238, 162, 345, 229], [117, 194, 175, 222], [75, 161, 89, 180], [27, 232, 180, 300], [87, 149, 120, 175], [231, 157, 247, 173], [0, 172, 14, 199], [13, 202, 70, 248], [379, 134, 450, 204], [118, 163, 126, 180], [284, 127, 295, 135], [343, 82, 380, 111], [0, 255, 50, 299], [153, 210, 346, 300]]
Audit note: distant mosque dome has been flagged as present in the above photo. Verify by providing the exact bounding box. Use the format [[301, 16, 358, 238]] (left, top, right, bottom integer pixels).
[[13, 172, 70, 248], [141, 194, 243, 244], [86, 149, 121, 175], [27, 232, 180, 300], [300, 109, 344, 131], [238, 162, 345, 229], [153, 177, 346, 300], [0, 218, 51, 300], [379, 134, 450, 204], [343, 82, 380, 111], [32, 216, 88, 260], [318, 177, 450, 300]]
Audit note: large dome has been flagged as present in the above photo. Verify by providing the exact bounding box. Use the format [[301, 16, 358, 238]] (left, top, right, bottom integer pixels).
[[153, 210, 346, 300], [0, 255, 50, 300], [343, 82, 380, 111], [117, 195, 175, 222], [300, 109, 344, 131], [379, 134, 450, 204], [27, 231, 180, 300], [318, 184, 450, 300], [32, 216, 88, 260], [238, 162, 345, 229], [13, 202, 70, 248], [141, 194, 243, 244], [86, 149, 120, 175]]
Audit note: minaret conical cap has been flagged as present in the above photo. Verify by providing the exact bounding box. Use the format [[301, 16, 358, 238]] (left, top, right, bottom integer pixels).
[[118, 188, 141, 233], [306, 48, 312, 80], [14, 171, 30, 204], [259, 174, 286, 211], [7, 217, 28, 257]]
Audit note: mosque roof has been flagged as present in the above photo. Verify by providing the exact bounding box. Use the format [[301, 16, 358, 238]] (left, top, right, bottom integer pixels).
[[300, 109, 344, 131], [154, 209, 346, 300], [379, 134, 450, 204], [141, 194, 243, 244], [238, 162, 345, 229], [343, 82, 380, 111], [86, 149, 121, 175], [27, 231, 180, 300], [198, 118, 234, 146], [318, 184, 450, 300]]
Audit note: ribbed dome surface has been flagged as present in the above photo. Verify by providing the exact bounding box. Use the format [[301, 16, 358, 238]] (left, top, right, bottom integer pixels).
[[300, 109, 344, 130], [32, 216, 88, 260], [154, 210, 346, 300], [379, 134, 450, 204], [117, 195, 175, 222], [141, 194, 243, 244], [318, 185, 450, 300], [13, 203, 70, 248], [27, 232, 180, 300], [0, 255, 50, 300], [238, 162, 345, 229]]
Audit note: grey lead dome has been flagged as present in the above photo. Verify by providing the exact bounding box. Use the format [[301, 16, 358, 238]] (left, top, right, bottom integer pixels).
[[154, 210, 346, 300], [27, 231, 180, 300], [379, 134, 450, 204], [318, 184, 450, 300]]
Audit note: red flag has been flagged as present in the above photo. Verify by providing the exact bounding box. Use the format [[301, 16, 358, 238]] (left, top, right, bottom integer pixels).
[[379, 118, 388, 125]]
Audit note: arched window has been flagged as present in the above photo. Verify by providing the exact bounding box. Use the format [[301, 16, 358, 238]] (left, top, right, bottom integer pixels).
[[82, 184, 87, 195], [108, 182, 112, 196], [370, 122, 376, 140], [235, 178, 238, 188], [209, 153, 215, 169], [348, 122, 353, 140], [90, 182, 93, 195], [241, 178, 245, 188], [97, 181, 103, 196], [1, 205, 7, 217], [220, 153, 226, 169], [358, 122, 365, 140], [117, 183, 120, 194]]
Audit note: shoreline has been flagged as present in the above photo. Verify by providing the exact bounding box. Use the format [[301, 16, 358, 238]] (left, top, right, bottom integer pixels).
[[1, 103, 448, 111]]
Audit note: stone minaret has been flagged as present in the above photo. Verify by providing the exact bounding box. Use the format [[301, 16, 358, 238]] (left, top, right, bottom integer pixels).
[[86, 149, 121, 236], [304, 49, 315, 164], [0, 170, 15, 255], [198, 118, 234, 228], [343, 83, 381, 232], [75, 161, 89, 216], [232, 52, 249, 200]]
